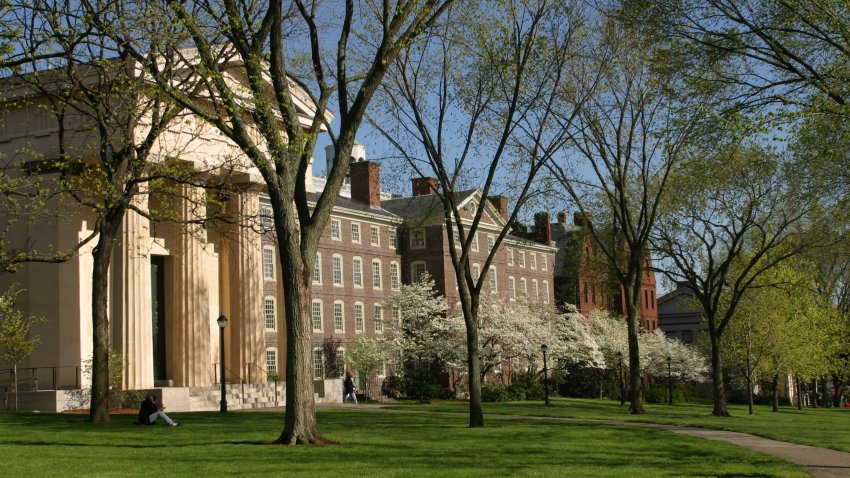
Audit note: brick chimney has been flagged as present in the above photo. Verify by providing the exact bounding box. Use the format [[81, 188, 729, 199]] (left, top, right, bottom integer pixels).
[[350, 160, 381, 207], [488, 196, 509, 222], [574, 212, 591, 227], [412, 177, 438, 196], [557, 212, 567, 224], [534, 212, 552, 245]]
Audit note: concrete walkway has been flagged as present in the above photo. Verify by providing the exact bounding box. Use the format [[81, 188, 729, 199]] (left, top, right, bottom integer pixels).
[[323, 404, 850, 477]]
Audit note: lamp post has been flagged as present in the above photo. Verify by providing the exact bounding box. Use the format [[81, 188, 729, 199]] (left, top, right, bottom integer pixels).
[[217, 314, 228, 413], [541, 344, 551, 406], [617, 351, 624, 406], [667, 355, 673, 405]]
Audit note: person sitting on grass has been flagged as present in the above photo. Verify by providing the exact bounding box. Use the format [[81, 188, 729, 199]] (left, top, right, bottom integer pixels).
[[138, 394, 180, 427]]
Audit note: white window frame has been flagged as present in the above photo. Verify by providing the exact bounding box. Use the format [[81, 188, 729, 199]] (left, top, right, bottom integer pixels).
[[411, 228, 426, 249], [507, 248, 514, 266], [508, 276, 516, 300], [472, 263, 481, 282], [354, 302, 365, 333], [313, 348, 324, 380], [370, 225, 380, 246], [520, 278, 528, 297], [532, 279, 539, 301], [390, 261, 400, 290], [374, 304, 384, 332], [331, 218, 341, 241], [266, 347, 278, 375], [311, 300, 324, 332], [392, 306, 401, 328], [261, 205, 274, 231], [332, 254, 343, 286], [411, 261, 427, 283], [488, 266, 497, 293], [264, 296, 277, 331], [518, 251, 526, 268], [542, 254, 548, 271], [389, 227, 397, 248], [334, 301, 345, 332], [313, 253, 322, 284], [262, 246, 276, 280], [351, 222, 361, 244], [352, 257, 363, 288], [335, 348, 346, 378], [471, 233, 479, 252], [487, 234, 495, 251], [543, 280, 550, 304], [530, 253, 537, 270], [372, 259, 382, 289]]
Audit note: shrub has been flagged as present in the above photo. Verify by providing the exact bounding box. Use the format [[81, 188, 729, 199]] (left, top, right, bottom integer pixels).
[[644, 385, 684, 404], [507, 372, 545, 401], [481, 384, 510, 402]]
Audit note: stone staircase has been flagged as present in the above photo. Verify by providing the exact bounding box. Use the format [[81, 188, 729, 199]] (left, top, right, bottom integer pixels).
[[188, 382, 285, 411]]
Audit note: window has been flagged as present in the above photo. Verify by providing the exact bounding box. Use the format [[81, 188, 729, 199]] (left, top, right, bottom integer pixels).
[[530, 253, 537, 270], [472, 264, 481, 283], [352, 257, 363, 287], [389, 227, 397, 248], [390, 262, 400, 290], [411, 228, 426, 248], [453, 230, 461, 249], [351, 223, 361, 243], [487, 234, 495, 251], [471, 233, 479, 252], [520, 278, 527, 297], [543, 280, 550, 303], [312, 253, 322, 284], [354, 302, 364, 332], [334, 301, 344, 332], [508, 277, 516, 300], [313, 348, 324, 380], [331, 218, 341, 240], [311, 300, 323, 332], [411, 261, 427, 283], [370, 225, 380, 246], [507, 248, 514, 266], [518, 251, 526, 268], [262, 246, 275, 279], [332, 255, 343, 286], [335, 349, 346, 378], [532, 279, 539, 301], [266, 348, 278, 375], [392, 306, 401, 327], [488, 266, 497, 293], [541, 255, 548, 271], [372, 260, 382, 289], [264, 297, 276, 331], [374, 304, 384, 332], [261, 205, 273, 231]]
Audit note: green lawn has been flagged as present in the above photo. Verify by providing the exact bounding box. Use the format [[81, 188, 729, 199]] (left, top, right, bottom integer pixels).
[[0, 407, 807, 477], [390, 398, 850, 452]]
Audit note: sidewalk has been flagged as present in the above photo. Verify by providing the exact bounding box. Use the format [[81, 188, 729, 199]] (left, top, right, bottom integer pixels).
[[323, 404, 850, 477]]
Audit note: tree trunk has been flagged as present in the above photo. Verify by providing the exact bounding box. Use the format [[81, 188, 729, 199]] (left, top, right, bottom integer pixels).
[[275, 259, 329, 445], [89, 212, 123, 424], [831, 373, 844, 407], [812, 378, 818, 408], [623, 283, 644, 414], [771, 374, 779, 412], [11, 364, 17, 411], [822, 377, 831, 408], [708, 321, 729, 416], [746, 373, 754, 416], [796, 376, 803, 410], [466, 310, 484, 428]]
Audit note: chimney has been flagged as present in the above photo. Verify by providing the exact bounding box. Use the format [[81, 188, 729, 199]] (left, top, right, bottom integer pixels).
[[534, 212, 552, 245], [488, 196, 509, 222], [557, 212, 567, 224], [574, 212, 591, 227], [350, 160, 381, 207], [412, 177, 438, 196]]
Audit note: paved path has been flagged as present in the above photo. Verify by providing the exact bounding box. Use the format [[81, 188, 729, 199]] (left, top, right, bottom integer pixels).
[[322, 404, 850, 477]]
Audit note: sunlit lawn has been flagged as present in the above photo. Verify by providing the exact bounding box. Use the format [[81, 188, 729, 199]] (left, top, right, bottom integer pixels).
[[391, 398, 850, 453], [0, 407, 807, 477]]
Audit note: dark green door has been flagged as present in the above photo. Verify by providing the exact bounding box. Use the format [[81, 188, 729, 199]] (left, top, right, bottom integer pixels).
[[151, 256, 166, 381]]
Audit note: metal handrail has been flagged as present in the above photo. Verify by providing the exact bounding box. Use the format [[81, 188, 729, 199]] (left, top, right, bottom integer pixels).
[[244, 362, 279, 403], [0, 366, 82, 391]]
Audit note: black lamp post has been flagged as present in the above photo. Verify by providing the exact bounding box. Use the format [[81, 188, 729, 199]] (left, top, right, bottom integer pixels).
[[667, 355, 673, 405], [541, 343, 551, 406], [617, 351, 624, 405], [217, 314, 228, 413]]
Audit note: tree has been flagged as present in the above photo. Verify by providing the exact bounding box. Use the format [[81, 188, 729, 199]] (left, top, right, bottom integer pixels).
[[0, 285, 43, 411], [652, 142, 817, 416], [146, 0, 455, 444], [372, 0, 582, 427], [547, 7, 710, 414]]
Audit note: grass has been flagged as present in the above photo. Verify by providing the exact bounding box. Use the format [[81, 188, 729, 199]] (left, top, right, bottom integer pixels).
[[390, 398, 850, 452], [0, 407, 808, 477]]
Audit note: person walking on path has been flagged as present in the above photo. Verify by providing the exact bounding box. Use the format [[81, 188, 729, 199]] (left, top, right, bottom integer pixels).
[[138, 394, 180, 426], [343, 371, 358, 404]]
